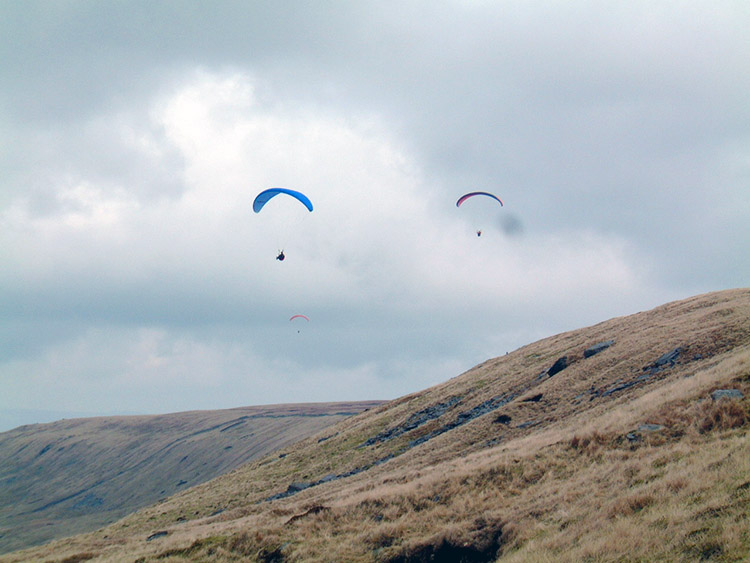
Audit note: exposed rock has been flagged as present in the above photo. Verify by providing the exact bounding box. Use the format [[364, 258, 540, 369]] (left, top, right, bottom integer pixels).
[[547, 356, 568, 377], [360, 396, 462, 447], [596, 346, 695, 400], [584, 340, 614, 358], [374, 454, 394, 465], [287, 481, 312, 493], [626, 423, 664, 442], [601, 373, 653, 397], [268, 395, 517, 502], [644, 347, 682, 373], [522, 393, 543, 403], [72, 493, 103, 510], [266, 454, 397, 502], [494, 414, 512, 424], [146, 531, 168, 542], [711, 389, 744, 401], [516, 421, 539, 429], [408, 394, 515, 448], [638, 423, 664, 432]]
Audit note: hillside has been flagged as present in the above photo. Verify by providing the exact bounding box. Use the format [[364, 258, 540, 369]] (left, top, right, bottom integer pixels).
[[0, 402, 382, 554], [3, 289, 749, 562]]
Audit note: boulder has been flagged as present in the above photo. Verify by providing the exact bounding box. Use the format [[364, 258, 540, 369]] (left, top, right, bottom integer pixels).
[[644, 347, 682, 373], [638, 423, 664, 432], [711, 389, 744, 401], [287, 481, 312, 493], [547, 356, 568, 377], [584, 340, 614, 358]]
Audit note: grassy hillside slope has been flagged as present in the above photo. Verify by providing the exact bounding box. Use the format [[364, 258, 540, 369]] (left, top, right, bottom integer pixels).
[[0, 402, 382, 554], [3, 289, 749, 562]]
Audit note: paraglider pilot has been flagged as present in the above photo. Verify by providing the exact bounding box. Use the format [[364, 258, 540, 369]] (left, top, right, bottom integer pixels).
[[276, 250, 285, 261], [476, 230, 482, 237]]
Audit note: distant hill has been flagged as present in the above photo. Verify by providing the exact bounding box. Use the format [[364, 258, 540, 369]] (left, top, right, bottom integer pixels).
[[0, 401, 383, 554], [3, 289, 749, 562]]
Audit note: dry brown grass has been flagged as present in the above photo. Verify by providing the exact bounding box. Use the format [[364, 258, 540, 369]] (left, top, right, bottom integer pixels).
[[3, 288, 749, 562]]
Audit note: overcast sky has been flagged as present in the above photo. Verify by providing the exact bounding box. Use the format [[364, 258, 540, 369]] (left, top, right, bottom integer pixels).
[[1, 1, 748, 431]]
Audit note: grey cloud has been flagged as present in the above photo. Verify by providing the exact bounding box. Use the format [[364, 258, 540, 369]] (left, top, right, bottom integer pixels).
[[1, 1, 747, 426]]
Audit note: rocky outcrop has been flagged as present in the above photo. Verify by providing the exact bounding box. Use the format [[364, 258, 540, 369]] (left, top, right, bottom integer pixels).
[[547, 356, 568, 377], [711, 389, 744, 401], [584, 340, 614, 358], [360, 397, 462, 447]]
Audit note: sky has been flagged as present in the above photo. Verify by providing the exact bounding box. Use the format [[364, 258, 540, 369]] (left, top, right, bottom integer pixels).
[[1, 1, 748, 431]]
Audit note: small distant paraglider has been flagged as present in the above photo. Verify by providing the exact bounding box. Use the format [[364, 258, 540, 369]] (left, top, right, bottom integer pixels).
[[290, 314, 309, 333], [253, 188, 313, 260]]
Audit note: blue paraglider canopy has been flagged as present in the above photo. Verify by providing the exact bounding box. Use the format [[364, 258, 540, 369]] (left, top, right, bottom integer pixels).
[[253, 188, 313, 213]]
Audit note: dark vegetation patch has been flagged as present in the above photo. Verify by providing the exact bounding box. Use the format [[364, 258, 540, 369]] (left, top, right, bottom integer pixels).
[[55, 553, 97, 563], [681, 529, 725, 562], [285, 504, 329, 525], [649, 387, 748, 440], [696, 398, 747, 434], [569, 431, 613, 453], [225, 532, 287, 562], [607, 493, 656, 518], [384, 518, 507, 563], [146, 530, 168, 542], [153, 535, 226, 560]]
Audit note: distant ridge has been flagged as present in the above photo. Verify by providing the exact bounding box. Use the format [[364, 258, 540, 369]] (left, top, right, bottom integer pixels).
[[0, 401, 383, 554], [3, 289, 749, 562]]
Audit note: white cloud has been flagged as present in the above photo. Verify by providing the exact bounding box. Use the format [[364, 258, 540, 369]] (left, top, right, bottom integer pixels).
[[1, 70, 658, 420]]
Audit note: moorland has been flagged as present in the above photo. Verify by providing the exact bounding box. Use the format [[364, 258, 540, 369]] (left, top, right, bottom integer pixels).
[[2, 288, 748, 562]]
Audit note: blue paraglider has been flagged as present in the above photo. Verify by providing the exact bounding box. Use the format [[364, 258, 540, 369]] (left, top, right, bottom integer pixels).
[[253, 188, 313, 261], [253, 188, 313, 213]]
